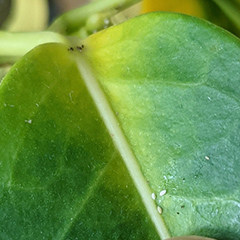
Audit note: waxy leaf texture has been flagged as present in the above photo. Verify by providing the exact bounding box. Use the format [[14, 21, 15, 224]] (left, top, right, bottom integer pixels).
[[0, 13, 239, 240]]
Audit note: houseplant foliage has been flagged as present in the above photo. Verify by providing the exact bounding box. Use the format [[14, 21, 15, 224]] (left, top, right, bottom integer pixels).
[[0, 0, 239, 239], [142, 0, 240, 37]]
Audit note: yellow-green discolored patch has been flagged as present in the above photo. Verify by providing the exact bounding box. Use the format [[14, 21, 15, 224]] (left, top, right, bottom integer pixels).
[[84, 13, 240, 239], [0, 12, 240, 240]]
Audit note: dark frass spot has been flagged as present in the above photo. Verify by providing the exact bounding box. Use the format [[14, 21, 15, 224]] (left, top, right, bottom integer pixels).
[[76, 45, 84, 51], [68, 47, 74, 51]]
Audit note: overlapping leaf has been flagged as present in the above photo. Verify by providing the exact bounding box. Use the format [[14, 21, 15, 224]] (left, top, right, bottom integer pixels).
[[0, 13, 239, 240]]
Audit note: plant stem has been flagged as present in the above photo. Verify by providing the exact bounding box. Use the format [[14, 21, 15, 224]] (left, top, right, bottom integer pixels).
[[49, 0, 141, 34], [111, 2, 142, 25], [0, 31, 68, 63], [212, 0, 240, 30]]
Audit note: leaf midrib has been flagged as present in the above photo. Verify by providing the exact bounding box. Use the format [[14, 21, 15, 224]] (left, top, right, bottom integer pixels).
[[75, 54, 171, 240]]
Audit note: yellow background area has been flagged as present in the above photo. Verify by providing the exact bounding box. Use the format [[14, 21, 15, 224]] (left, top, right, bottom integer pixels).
[[142, 0, 205, 18]]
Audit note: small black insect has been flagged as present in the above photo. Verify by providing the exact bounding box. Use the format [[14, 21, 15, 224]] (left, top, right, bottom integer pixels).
[[76, 45, 84, 51], [68, 47, 74, 51]]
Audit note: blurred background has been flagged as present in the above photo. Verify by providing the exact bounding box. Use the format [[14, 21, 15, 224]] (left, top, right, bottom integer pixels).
[[49, 0, 89, 13], [0, 0, 90, 30], [0, 0, 239, 36]]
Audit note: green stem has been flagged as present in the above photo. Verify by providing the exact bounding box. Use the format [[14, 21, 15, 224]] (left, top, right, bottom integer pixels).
[[0, 31, 68, 63], [212, 0, 240, 30], [48, 0, 140, 34]]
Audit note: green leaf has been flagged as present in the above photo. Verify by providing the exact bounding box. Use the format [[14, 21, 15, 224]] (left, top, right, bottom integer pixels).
[[0, 12, 240, 239], [0, 31, 68, 64], [0, 43, 161, 240]]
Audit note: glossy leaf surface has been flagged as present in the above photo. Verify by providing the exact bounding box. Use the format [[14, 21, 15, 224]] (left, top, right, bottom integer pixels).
[[0, 44, 159, 240], [0, 12, 240, 240], [83, 12, 240, 239]]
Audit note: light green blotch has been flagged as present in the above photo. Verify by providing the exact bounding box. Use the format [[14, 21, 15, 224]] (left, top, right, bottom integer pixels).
[[85, 12, 240, 239]]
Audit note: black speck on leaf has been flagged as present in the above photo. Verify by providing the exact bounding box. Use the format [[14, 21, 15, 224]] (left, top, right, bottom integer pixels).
[[76, 45, 84, 51]]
